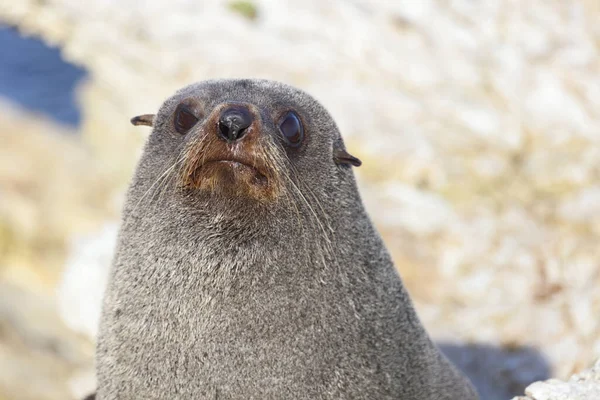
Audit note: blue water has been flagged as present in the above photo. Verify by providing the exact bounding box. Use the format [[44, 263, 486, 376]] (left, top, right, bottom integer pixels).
[[0, 25, 87, 127]]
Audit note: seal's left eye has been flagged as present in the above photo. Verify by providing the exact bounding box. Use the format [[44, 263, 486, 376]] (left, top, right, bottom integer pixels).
[[175, 105, 199, 134], [279, 112, 304, 147]]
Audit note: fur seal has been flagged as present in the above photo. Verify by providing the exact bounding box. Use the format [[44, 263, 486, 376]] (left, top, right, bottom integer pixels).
[[95, 79, 479, 399]]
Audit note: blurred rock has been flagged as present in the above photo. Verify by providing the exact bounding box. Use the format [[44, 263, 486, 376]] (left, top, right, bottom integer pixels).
[[513, 359, 600, 400], [0, 102, 112, 399], [0, 101, 116, 291], [441, 344, 551, 400], [58, 223, 118, 339], [0, 282, 93, 400]]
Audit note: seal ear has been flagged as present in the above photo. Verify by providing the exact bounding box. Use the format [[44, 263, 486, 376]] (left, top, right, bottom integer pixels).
[[334, 148, 362, 167], [130, 114, 155, 127]]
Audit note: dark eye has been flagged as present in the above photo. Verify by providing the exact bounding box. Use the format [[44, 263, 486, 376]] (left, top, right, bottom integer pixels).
[[279, 112, 304, 147], [174, 105, 199, 134]]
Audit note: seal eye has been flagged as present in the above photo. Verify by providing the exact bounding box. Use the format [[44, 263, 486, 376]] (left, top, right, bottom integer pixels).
[[279, 112, 304, 147], [174, 105, 199, 134]]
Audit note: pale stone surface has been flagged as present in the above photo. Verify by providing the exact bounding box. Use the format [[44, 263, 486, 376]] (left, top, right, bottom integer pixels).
[[0, 102, 104, 400], [513, 359, 600, 400], [58, 223, 118, 339], [0, 282, 93, 400], [2, 1, 600, 399]]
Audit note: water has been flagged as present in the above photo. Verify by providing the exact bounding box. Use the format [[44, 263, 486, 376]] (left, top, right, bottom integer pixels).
[[0, 25, 87, 127]]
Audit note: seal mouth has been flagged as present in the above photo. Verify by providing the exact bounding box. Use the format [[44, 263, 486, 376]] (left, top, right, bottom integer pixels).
[[202, 157, 262, 173], [180, 143, 277, 201], [199, 157, 269, 186]]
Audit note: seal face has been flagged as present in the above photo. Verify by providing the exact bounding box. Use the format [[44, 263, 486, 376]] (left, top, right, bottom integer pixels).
[[132, 81, 360, 209], [130, 80, 361, 209], [96, 79, 479, 400], [177, 101, 280, 201]]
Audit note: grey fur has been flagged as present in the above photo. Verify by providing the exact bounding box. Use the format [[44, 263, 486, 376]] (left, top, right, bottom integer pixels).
[[96, 79, 479, 399]]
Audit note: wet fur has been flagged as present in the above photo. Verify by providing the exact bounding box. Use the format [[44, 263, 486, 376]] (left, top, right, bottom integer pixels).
[[95, 79, 479, 399]]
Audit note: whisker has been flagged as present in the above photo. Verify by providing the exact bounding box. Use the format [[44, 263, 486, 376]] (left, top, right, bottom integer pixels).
[[156, 153, 187, 204], [266, 142, 335, 269], [127, 160, 178, 216]]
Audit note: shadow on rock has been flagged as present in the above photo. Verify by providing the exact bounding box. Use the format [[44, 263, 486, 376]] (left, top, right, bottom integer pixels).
[[439, 342, 551, 400]]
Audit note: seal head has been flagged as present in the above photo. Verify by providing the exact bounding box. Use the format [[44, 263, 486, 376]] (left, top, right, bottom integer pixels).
[[130, 79, 360, 211]]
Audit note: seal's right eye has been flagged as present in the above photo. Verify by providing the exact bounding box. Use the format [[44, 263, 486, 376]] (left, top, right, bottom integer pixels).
[[174, 105, 199, 134], [279, 111, 304, 147]]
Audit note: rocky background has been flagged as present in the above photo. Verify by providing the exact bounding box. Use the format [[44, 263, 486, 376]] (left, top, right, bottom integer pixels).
[[1, 1, 600, 399]]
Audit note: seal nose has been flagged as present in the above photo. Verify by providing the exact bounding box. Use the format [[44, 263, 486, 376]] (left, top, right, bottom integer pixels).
[[218, 107, 253, 142]]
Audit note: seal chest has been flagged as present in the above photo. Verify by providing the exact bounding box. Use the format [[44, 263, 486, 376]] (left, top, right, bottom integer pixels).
[[95, 79, 479, 400]]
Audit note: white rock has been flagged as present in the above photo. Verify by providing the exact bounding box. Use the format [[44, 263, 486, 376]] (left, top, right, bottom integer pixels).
[[379, 183, 456, 235], [515, 359, 600, 400], [559, 187, 600, 223], [57, 223, 119, 339]]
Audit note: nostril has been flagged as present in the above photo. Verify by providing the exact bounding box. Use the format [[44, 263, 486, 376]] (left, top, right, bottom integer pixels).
[[218, 107, 253, 142], [219, 121, 230, 139]]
